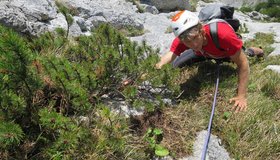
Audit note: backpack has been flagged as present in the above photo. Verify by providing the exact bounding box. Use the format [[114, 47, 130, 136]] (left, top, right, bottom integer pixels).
[[198, 4, 241, 51]]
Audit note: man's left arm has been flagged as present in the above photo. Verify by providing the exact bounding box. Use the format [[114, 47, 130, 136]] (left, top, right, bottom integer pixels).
[[229, 49, 250, 113]]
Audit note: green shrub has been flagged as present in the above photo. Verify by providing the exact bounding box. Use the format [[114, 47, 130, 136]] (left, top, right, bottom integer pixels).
[[0, 23, 180, 159], [239, 6, 253, 13], [0, 121, 24, 149], [254, 0, 280, 22], [261, 6, 280, 18], [255, 2, 268, 12]]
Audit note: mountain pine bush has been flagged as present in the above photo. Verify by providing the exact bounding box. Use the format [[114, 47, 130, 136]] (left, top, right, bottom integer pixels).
[[0, 23, 179, 159]]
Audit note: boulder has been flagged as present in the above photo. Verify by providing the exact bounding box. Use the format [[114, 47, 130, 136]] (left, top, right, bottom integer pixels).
[[0, 0, 56, 36], [60, 0, 144, 32], [140, 0, 191, 12]]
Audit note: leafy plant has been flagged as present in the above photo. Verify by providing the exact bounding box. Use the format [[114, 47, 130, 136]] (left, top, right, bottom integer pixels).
[[144, 128, 170, 157]]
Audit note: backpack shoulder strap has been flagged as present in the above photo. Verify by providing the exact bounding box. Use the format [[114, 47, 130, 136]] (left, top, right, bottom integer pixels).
[[209, 22, 221, 50], [207, 19, 228, 51]]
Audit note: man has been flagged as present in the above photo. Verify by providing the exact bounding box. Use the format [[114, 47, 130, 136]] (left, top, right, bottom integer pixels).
[[156, 10, 257, 113]]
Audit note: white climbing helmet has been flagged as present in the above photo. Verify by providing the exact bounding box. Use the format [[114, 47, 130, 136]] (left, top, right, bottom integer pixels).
[[171, 10, 199, 37]]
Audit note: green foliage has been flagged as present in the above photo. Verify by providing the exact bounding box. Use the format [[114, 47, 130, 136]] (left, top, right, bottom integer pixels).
[[91, 105, 129, 159], [39, 55, 94, 114], [66, 23, 179, 99], [29, 28, 66, 53], [222, 111, 231, 120], [144, 128, 170, 157], [261, 6, 280, 20], [0, 23, 179, 159], [239, 6, 253, 13], [39, 108, 83, 159], [254, 0, 280, 22], [0, 25, 36, 88], [0, 24, 42, 121], [39, 108, 71, 130], [0, 121, 24, 149], [255, 2, 268, 12], [255, 0, 280, 12], [155, 145, 170, 157]]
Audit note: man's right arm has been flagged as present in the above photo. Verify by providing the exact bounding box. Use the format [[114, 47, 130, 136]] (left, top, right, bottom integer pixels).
[[155, 51, 177, 69]]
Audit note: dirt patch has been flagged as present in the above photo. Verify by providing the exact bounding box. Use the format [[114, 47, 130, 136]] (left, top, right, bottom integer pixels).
[[129, 109, 164, 135], [129, 106, 204, 158]]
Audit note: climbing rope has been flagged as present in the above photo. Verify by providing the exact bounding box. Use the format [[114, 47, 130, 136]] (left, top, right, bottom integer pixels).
[[201, 62, 221, 160]]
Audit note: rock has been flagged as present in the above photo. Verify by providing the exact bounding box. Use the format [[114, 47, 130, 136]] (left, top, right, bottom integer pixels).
[[140, 0, 191, 12], [102, 99, 145, 118], [8, 0, 57, 21], [248, 11, 269, 21], [130, 12, 175, 54], [61, 0, 144, 31], [140, 4, 159, 14], [270, 43, 280, 57], [75, 17, 88, 32], [48, 13, 68, 33], [266, 65, 280, 74], [180, 130, 231, 160], [0, 0, 56, 36], [68, 16, 91, 37]]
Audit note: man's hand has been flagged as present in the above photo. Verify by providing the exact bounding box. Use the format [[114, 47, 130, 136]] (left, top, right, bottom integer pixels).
[[229, 96, 247, 113], [229, 50, 249, 113], [155, 51, 177, 69]]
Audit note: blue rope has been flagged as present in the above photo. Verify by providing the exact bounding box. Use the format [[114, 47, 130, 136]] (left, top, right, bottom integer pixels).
[[201, 63, 221, 160]]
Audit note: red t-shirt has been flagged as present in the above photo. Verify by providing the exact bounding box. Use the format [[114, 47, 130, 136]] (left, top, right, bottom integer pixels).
[[170, 22, 243, 58]]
